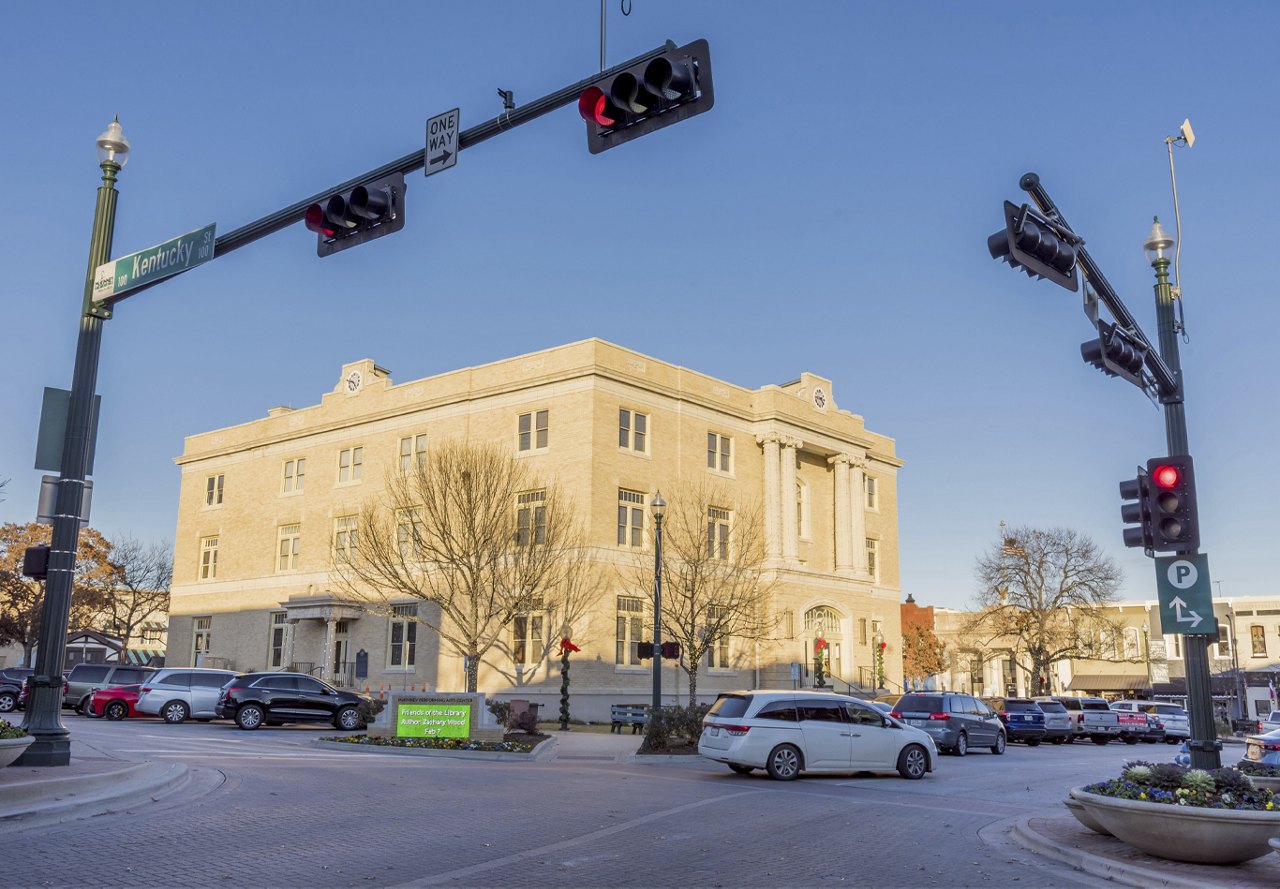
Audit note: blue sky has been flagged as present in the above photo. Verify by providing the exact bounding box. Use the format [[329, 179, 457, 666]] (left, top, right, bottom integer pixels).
[[2, 2, 1275, 611]]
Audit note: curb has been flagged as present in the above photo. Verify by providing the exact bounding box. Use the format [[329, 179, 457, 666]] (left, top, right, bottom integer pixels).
[[309, 737, 554, 762], [0, 760, 189, 834]]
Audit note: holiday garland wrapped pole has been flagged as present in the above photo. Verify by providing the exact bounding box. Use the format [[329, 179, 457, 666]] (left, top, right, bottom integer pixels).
[[558, 639, 580, 731]]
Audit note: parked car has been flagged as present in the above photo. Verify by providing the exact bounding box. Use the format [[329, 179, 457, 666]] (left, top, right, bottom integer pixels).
[[873, 693, 903, 709], [1244, 728, 1280, 767], [1034, 698, 1073, 744], [216, 672, 372, 730], [89, 684, 144, 720], [1139, 713, 1166, 744], [869, 700, 894, 715], [1109, 700, 1190, 742], [698, 690, 937, 780], [982, 697, 1046, 746], [1258, 712, 1280, 734], [135, 668, 238, 724], [63, 663, 157, 714], [0, 668, 32, 713], [18, 674, 68, 710], [1037, 696, 1122, 744], [890, 692, 1007, 756]]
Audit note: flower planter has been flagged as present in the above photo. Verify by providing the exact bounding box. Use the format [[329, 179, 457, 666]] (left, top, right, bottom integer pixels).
[[1247, 774, 1280, 793], [0, 735, 34, 767], [1071, 787, 1280, 864], [1063, 791, 1111, 836]]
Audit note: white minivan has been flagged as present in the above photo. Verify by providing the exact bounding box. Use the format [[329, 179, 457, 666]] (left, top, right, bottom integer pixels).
[[136, 667, 238, 723], [698, 690, 938, 781]]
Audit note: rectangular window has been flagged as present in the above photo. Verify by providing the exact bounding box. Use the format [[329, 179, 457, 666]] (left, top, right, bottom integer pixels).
[[707, 432, 731, 472], [865, 476, 878, 510], [859, 618, 868, 645], [282, 458, 306, 493], [192, 617, 212, 665], [268, 612, 288, 669], [1252, 625, 1267, 657], [619, 409, 648, 452], [707, 507, 730, 559], [616, 596, 646, 665], [205, 474, 224, 506], [277, 524, 300, 572], [334, 516, 358, 563], [399, 434, 428, 473], [388, 604, 417, 668], [617, 489, 645, 547], [338, 447, 363, 483], [1218, 625, 1232, 658], [199, 537, 219, 580], [513, 613, 544, 666], [517, 411, 549, 452], [707, 605, 731, 668], [866, 538, 878, 578], [516, 490, 547, 546], [397, 508, 424, 559]]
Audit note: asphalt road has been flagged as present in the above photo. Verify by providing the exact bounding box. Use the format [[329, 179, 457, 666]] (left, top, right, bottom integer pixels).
[[0, 716, 1174, 888]]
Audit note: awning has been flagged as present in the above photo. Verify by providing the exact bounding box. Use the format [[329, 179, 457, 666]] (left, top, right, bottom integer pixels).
[[125, 649, 165, 666], [1066, 673, 1151, 692]]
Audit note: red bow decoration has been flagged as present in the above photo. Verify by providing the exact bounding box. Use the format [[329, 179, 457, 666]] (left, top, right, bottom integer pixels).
[[559, 638, 581, 655], [814, 638, 829, 652]]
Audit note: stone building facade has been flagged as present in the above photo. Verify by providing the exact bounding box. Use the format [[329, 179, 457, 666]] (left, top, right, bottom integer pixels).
[[164, 340, 903, 719]]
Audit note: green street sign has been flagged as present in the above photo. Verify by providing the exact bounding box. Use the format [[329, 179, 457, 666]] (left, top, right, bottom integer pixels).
[[92, 223, 215, 302], [1154, 553, 1215, 636]]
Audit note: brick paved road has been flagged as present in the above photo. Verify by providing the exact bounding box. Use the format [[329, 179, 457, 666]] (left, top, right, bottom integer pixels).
[[0, 718, 1164, 887]]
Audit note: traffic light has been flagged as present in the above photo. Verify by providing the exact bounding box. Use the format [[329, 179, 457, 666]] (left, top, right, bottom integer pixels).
[[988, 201, 1079, 291], [1119, 468, 1153, 551], [304, 172, 406, 257], [660, 641, 682, 660], [1147, 455, 1200, 552], [578, 39, 714, 154], [1081, 320, 1149, 388], [22, 545, 50, 580], [637, 641, 655, 660]]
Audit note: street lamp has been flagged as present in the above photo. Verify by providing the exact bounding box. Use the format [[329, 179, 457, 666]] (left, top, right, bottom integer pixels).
[[650, 491, 666, 716], [19, 118, 128, 766], [1141, 623, 1152, 696]]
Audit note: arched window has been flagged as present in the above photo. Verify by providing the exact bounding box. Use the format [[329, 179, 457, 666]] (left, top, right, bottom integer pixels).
[[804, 606, 841, 637]]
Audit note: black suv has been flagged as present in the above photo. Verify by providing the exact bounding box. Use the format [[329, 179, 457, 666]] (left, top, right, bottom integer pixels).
[[0, 668, 33, 714], [216, 672, 372, 730], [982, 697, 1047, 746]]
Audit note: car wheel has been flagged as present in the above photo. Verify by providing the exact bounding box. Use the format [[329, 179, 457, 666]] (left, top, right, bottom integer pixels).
[[235, 704, 265, 730], [104, 700, 129, 721], [728, 764, 754, 775], [991, 732, 1006, 755], [1123, 735, 1139, 745], [1050, 737, 1064, 745], [1025, 738, 1041, 747], [954, 732, 968, 757], [335, 706, 361, 730], [897, 744, 928, 780], [1091, 735, 1110, 745], [163, 701, 190, 724], [0, 691, 16, 713], [81, 697, 101, 717], [765, 744, 802, 781], [1064, 735, 1075, 745]]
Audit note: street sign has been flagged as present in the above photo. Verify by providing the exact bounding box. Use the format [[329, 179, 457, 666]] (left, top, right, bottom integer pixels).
[[424, 108, 460, 177], [1155, 553, 1215, 635], [92, 223, 216, 302]]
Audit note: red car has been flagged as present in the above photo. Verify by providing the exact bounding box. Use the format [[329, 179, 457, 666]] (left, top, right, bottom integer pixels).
[[89, 684, 144, 720]]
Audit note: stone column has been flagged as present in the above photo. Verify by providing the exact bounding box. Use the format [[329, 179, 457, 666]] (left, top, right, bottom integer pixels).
[[757, 433, 782, 560], [284, 619, 298, 672], [781, 437, 800, 562], [849, 456, 868, 575], [830, 454, 853, 572], [322, 617, 336, 683]]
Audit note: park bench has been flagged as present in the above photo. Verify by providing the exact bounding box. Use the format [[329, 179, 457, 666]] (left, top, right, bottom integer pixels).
[[610, 703, 649, 734]]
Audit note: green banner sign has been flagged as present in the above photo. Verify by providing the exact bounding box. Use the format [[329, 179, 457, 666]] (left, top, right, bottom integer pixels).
[[92, 223, 215, 302], [396, 702, 471, 739]]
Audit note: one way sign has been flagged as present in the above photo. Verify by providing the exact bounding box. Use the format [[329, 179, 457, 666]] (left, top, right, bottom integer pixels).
[[425, 108, 459, 177]]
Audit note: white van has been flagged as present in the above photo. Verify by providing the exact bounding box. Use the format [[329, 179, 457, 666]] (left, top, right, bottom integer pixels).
[[136, 667, 238, 723]]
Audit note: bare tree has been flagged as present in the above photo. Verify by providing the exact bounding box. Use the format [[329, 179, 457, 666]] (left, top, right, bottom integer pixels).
[[336, 440, 598, 693], [633, 481, 775, 705], [965, 525, 1124, 696], [91, 535, 173, 657]]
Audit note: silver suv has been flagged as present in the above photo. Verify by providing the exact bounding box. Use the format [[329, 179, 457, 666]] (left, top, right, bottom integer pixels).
[[136, 668, 238, 723]]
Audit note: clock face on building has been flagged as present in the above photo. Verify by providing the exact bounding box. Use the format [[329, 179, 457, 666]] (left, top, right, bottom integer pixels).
[[345, 370, 363, 394], [813, 386, 827, 409]]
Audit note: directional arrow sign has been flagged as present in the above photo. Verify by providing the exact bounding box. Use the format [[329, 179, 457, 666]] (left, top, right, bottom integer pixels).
[[92, 223, 216, 303], [1155, 554, 1215, 636], [424, 108, 459, 177]]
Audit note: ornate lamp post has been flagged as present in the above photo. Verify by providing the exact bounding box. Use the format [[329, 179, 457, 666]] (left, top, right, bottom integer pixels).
[[650, 491, 666, 715]]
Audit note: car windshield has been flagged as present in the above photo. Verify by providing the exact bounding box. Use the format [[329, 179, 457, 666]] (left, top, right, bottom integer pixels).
[[707, 694, 752, 719], [1037, 701, 1067, 713], [895, 695, 943, 713], [1081, 700, 1111, 711], [999, 700, 1040, 712]]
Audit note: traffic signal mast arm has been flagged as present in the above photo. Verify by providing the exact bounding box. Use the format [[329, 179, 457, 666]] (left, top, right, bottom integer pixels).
[[1019, 173, 1179, 400], [95, 40, 687, 307]]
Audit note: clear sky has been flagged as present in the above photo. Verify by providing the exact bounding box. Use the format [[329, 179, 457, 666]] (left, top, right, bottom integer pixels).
[[1, 2, 1275, 611]]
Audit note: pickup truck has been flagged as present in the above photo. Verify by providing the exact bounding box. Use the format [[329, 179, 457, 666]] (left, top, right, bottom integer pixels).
[[1038, 696, 1144, 744]]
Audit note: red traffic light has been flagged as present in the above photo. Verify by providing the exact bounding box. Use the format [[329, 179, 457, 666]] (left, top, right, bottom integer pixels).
[[578, 87, 620, 127], [304, 203, 336, 238], [1152, 464, 1180, 489]]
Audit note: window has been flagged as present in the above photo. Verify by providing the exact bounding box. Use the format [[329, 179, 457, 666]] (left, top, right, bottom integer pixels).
[[513, 612, 544, 666], [866, 538, 878, 578], [707, 605, 730, 668], [617, 489, 645, 547], [399, 434, 427, 473], [268, 612, 288, 669], [388, 604, 417, 669], [1218, 625, 1232, 658], [859, 618, 868, 645], [516, 490, 546, 546], [338, 447, 363, 483], [1099, 630, 1118, 660], [277, 524, 300, 572], [619, 409, 648, 452], [1123, 627, 1140, 660], [1165, 634, 1182, 659], [333, 516, 358, 563], [1252, 625, 1267, 657], [397, 508, 424, 558], [616, 595, 646, 665], [518, 410, 548, 452], [707, 507, 730, 559], [865, 476, 878, 510], [192, 617, 212, 665], [205, 474, 224, 506], [797, 481, 811, 539], [755, 701, 797, 721], [799, 702, 844, 722], [140, 625, 164, 645], [707, 432, 731, 472], [199, 537, 219, 580], [283, 458, 305, 493]]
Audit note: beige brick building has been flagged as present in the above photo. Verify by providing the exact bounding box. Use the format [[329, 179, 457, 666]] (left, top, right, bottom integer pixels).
[[165, 340, 903, 718]]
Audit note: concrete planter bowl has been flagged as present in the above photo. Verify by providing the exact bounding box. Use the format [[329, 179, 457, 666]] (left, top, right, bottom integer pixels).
[[1063, 790, 1111, 836], [1071, 787, 1280, 864], [0, 735, 34, 767]]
